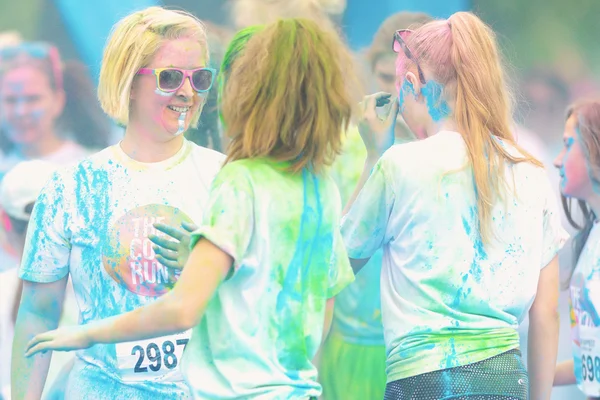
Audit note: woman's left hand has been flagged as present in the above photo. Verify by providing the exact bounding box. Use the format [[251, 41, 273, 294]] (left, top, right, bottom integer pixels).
[[357, 92, 399, 159], [149, 222, 198, 270], [25, 325, 93, 357]]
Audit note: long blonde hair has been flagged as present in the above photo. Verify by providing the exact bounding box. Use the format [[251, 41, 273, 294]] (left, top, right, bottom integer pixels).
[[399, 12, 543, 244], [221, 18, 360, 173]]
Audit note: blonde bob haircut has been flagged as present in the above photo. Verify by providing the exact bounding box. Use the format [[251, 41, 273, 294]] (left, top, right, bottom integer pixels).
[[98, 6, 209, 127]]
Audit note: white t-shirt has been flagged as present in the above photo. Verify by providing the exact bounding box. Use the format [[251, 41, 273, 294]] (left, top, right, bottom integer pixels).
[[341, 131, 568, 382], [19, 139, 224, 399]]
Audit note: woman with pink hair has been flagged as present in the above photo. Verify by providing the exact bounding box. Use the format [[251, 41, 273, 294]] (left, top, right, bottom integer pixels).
[[343, 11, 567, 399]]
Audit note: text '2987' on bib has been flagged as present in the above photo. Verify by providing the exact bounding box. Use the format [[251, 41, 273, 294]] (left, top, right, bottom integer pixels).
[[116, 330, 192, 383]]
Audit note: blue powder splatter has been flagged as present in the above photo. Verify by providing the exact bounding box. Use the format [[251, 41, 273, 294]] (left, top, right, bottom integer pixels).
[[451, 273, 471, 308], [444, 338, 459, 369], [275, 169, 329, 370], [397, 79, 450, 123], [421, 80, 450, 122]]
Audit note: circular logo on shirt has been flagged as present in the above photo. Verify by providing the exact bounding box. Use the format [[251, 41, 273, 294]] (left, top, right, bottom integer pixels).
[[103, 204, 194, 297]]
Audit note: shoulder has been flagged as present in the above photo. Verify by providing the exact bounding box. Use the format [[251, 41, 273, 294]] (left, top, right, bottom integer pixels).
[[188, 141, 226, 177], [379, 131, 466, 182], [189, 141, 226, 164], [382, 131, 464, 165], [209, 159, 257, 194], [47, 146, 117, 195]]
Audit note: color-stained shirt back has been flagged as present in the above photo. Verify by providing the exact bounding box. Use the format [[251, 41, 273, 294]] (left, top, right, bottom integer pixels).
[[185, 158, 354, 399], [342, 131, 568, 382], [20, 140, 224, 399]]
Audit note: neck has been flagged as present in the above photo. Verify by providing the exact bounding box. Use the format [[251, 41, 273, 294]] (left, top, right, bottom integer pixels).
[[18, 130, 65, 158], [122, 123, 184, 163], [423, 117, 458, 138]]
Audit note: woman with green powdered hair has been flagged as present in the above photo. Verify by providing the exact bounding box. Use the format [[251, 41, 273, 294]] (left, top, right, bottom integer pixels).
[[217, 25, 264, 151]]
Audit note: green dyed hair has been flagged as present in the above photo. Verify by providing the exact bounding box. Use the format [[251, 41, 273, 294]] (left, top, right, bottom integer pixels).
[[218, 25, 264, 125]]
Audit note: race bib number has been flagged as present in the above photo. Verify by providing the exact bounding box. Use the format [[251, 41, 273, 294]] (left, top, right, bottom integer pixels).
[[116, 330, 191, 382], [579, 326, 600, 396]]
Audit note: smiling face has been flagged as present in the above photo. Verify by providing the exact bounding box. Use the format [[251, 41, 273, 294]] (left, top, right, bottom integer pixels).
[[554, 114, 595, 200], [128, 36, 208, 141]]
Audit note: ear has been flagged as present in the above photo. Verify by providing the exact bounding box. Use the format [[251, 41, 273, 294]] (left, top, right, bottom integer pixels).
[[51, 89, 66, 119], [129, 82, 138, 100], [404, 72, 421, 98]]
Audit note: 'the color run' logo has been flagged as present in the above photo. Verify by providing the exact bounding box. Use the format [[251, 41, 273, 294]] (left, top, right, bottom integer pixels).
[[103, 204, 194, 297]]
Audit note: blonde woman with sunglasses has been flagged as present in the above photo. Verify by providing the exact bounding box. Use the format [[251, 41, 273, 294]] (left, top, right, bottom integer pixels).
[[342, 12, 567, 400], [11, 7, 224, 399]]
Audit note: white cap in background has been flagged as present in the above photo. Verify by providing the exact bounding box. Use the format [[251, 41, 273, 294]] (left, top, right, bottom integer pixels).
[[0, 160, 59, 220]]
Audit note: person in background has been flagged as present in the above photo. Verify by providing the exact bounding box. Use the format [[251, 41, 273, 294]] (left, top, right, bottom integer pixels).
[[363, 11, 433, 143], [553, 99, 600, 400], [343, 12, 566, 399], [0, 42, 111, 170], [0, 42, 92, 398], [185, 25, 227, 152], [0, 160, 59, 399], [317, 11, 433, 400], [230, 0, 345, 30]]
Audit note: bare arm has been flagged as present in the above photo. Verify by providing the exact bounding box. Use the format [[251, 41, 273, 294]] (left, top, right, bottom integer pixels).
[[322, 297, 335, 344], [313, 297, 336, 370], [26, 239, 231, 355], [12, 277, 67, 400], [343, 157, 377, 275], [342, 157, 379, 216], [91, 239, 231, 343], [528, 255, 560, 400], [343, 93, 398, 272], [554, 359, 576, 386]]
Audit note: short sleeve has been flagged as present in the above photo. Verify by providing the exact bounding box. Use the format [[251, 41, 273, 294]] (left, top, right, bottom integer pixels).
[[341, 158, 395, 260], [540, 177, 569, 268], [20, 171, 72, 283], [190, 163, 254, 272]]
